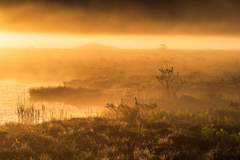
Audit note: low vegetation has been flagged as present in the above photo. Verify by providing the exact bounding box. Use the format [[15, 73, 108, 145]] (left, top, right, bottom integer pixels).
[[29, 86, 106, 106], [1, 49, 240, 159], [1, 99, 240, 159]]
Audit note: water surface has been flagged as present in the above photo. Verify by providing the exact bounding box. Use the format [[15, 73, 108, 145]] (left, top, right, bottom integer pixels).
[[0, 80, 86, 125]]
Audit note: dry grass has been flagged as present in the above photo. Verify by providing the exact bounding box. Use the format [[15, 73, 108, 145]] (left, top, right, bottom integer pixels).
[[1, 104, 240, 159]]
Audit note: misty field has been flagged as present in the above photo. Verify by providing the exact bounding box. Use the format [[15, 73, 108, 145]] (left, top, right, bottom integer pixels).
[[1, 48, 240, 159], [2, 0, 240, 159], [20, 48, 240, 112]]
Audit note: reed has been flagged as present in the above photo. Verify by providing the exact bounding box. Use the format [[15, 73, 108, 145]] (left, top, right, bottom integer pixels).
[[16, 99, 44, 124], [16, 96, 100, 124], [84, 107, 100, 117]]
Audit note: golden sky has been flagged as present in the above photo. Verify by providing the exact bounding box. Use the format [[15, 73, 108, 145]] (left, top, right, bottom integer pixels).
[[0, 0, 240, 49]]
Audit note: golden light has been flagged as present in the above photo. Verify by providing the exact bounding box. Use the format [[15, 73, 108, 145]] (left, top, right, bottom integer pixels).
[[0, 32, 239, 50]]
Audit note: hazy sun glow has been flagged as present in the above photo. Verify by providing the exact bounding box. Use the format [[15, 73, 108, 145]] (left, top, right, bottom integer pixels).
[[0, 32, 240, 50]]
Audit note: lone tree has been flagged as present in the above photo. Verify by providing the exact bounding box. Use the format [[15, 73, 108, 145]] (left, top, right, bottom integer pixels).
[[156, 66, 183, 99], [159, 44, 167, 50]]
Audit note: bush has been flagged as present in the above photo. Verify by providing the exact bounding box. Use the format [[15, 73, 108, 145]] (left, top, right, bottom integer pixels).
[[105, 98, 157, 123]]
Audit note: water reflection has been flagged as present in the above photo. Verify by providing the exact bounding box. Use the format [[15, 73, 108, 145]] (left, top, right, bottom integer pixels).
[[0, 81, 89, 125]]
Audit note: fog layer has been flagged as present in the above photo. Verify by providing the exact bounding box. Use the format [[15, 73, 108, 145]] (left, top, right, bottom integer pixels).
[[1, 0, 240, 35]]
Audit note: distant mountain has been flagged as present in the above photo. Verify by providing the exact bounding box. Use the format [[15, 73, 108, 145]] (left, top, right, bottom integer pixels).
[[73, 42, 119, 50]]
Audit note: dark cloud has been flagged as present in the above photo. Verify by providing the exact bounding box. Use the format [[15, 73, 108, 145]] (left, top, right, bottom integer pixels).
[[0, 0, 240, 35]]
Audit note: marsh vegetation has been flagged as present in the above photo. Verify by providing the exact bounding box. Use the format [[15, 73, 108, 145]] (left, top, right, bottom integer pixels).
[[2, 105, 240, 159], [1, 47, 240, 159]]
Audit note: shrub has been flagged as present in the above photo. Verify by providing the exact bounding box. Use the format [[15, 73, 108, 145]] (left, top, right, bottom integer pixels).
[[156, 66, 183, 99], [105, 98, 157, 123], [201, 124, 216, 139]]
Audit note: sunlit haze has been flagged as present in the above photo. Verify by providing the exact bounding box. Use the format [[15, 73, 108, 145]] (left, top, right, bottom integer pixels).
[[0, 32, 239, 49], [1, 0, 240, 49], [2, 1, 240, 158]]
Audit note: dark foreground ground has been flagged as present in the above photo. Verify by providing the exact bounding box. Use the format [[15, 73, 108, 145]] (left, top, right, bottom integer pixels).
[[1, 105, 240, 160]]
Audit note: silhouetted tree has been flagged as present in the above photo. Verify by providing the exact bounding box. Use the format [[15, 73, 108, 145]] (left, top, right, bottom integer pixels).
[[156, 66, 183, 99], [159, 44, 167, 50]]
